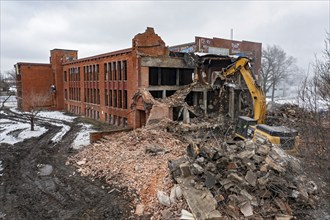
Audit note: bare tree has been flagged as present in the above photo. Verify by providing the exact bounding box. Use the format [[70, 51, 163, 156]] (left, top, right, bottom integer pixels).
[[260, 45, 296, 101], [297, 33, 330, 162], [315, 32, 330, 106], [22, 91, 51, 131]]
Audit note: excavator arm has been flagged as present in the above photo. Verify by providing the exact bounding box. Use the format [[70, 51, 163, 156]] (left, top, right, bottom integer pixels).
[[212, 57, 266, 124]]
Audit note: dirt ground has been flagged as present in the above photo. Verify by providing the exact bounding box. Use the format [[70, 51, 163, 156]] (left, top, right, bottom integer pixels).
[[0, 108, 137, 220]]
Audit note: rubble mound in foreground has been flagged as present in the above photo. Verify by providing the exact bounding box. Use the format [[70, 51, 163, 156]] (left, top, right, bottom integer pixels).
[[170, 139, 318, 219]]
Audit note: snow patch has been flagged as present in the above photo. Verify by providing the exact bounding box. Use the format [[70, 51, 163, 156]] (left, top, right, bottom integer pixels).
[[0, 118, 47, 145], [50, 123, 71, 143], [37, 111, 76, 122], [0, 160, 3, 176], [9, 108, 76, 123], [71, 123, 95, 150], [0, 95, 17, 108]]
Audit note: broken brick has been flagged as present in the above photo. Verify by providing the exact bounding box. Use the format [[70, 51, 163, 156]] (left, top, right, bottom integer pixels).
[[228, 173, 244, 183], [245, 170, 257, 187]]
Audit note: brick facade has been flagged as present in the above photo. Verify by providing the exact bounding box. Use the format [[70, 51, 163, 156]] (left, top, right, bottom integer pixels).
[[15, 27, 262, 128], [170, 36, 262, 75]]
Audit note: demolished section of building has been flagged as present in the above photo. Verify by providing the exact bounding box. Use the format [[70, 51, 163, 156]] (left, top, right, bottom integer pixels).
[[15, 27, 261, 128]]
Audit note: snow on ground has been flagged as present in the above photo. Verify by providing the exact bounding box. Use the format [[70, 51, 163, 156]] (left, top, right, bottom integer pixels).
[[50, 122, 71, 143], [37, 111, 76, 123], [0, 160, 3, 176], [71, 123, 95, 150], [0, 118, 47, 145], [0, 95, 17, 108], [7, 107, 76, 143], [9, 107, 76, 123]]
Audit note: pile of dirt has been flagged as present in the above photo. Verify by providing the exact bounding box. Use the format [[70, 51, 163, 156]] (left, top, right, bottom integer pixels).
[[67, 127, 189, 218]]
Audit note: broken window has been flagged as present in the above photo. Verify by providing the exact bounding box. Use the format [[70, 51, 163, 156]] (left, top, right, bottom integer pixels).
[[114, 115, 117, 125], [105, 113, 108, 122], [114, 90, 117, 107], [123, 60, 127, 80], [179, 69, 194, 85], [113, 62, 117, 80], [109, 90, 112, 106], [118, 61, 122, 80], [185, 92, 194, 106], [149, 67, 177, 86], [109, 114, 113, 124], [64, 71, 67, 82], [97, 89, 100, 104], [124, 117, 128, 127], [93, 89, 96, 104], [118, 90, 122, 108], [166, 90, 176, 97], [109, 62, 112, 80], [149, 67, 159, 86], [123, 90, 127, 109], [105, 89, 108, 106], [104, 63, 108, 81], [161, 68, 176, 86], [96, 64, 99, 81], [150, 91, 163, 99]]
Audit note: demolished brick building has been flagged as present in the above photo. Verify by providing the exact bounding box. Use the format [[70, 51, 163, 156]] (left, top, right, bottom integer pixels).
[[15, 27, 261, 128]]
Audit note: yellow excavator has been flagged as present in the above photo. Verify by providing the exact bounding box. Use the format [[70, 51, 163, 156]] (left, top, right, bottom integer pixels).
[[211, 57, 299, 153]]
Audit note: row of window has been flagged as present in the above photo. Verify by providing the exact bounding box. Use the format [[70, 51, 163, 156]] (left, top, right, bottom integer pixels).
[[69, 105, 81, 115], [65, 88, 128, 110], [85, 108, 100, 120], [84, 64, 100, 81], [84, 88, 100, 104], [104, 61, 127, 81], [65, 60, 128, 82], [105, 89, 128, 109], [104, 113, 128, 127], [68, 105, 128, 127], [65, 88, 81, 101]]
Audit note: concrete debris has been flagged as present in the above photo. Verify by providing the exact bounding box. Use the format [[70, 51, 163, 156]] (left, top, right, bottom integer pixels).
[[135, 204, 145, 216], [145, 144, 166, 155], [180, 209, 195, 220], [157, 191, 171, 207], [161, 209, 173, 219], [239, 201, 253, 217], [245, 170, 257, 187], [177, 177, 222, 220], [169, 138, 318, 219]]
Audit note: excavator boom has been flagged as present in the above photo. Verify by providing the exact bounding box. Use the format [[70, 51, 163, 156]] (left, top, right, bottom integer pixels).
[[212, 57, 266, 124]]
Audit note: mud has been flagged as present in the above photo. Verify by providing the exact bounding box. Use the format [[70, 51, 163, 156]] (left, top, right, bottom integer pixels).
[[0, 109, 134, 220]]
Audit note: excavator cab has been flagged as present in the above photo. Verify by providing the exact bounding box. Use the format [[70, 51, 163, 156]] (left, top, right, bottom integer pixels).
[[235, 116, 257, 140]]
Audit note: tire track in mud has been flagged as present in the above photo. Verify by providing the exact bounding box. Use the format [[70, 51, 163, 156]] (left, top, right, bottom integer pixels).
[[0, 109, 134, 220]]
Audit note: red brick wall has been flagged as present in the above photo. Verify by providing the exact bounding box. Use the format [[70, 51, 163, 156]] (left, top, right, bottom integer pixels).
[[18, 63, 53, 111], [50, 49, 78, 110], [132, 27, 168, 56], [195, 36, 262, 75]]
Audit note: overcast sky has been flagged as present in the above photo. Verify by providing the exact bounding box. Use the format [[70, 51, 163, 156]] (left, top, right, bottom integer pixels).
[[1, 1, 329, 75]]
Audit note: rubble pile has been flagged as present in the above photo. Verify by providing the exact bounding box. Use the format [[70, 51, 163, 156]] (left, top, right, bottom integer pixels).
[[170, 140, 318, 219], [67, 127, 189, 216], [267, 103, 304, 126]]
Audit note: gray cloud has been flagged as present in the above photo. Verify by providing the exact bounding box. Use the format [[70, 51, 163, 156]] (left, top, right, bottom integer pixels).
[[1, 1, 329, 74]]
